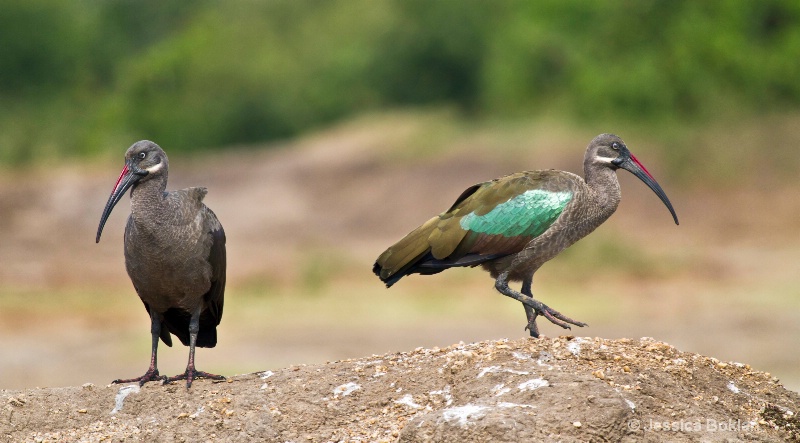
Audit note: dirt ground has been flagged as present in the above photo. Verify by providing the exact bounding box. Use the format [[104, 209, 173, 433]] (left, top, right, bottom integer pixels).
[[1, 337, 798, 442]]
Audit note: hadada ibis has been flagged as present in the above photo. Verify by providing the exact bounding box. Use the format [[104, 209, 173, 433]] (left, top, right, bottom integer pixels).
[[374, 134, 678, 337], [96, 140, 226, 388]]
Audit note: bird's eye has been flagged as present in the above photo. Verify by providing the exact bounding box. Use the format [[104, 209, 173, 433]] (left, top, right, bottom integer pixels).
[[138, 152, 146, 159], [611, 142, 621, 151]]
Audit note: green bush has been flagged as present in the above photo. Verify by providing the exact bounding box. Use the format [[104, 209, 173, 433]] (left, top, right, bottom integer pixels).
[[2, 0, 800, 162]]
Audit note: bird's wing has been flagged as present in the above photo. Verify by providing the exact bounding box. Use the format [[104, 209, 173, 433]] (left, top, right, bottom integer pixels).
[[375, 171, 575, 281], [203, 207, 226, 326], [430, 170, 574, 259]]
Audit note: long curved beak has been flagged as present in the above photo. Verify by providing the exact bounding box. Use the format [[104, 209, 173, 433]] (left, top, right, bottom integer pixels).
[[618, 154, 679, 225], [96, 164, 147, 243]]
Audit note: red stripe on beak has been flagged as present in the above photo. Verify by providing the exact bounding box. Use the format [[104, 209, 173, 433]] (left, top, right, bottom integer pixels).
[[629, 154, 654, 180], [112, 165, 130, 194]]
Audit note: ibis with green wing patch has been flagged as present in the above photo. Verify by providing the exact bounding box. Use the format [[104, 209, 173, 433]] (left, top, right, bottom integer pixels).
[[373, 133, 678, 337]]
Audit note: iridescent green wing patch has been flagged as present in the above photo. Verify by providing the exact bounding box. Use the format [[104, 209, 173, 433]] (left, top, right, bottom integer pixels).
[[459, 189, 572, 238]]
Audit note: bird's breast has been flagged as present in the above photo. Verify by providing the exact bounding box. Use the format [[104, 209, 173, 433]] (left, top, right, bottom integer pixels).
[[123, 214, 213, 312]]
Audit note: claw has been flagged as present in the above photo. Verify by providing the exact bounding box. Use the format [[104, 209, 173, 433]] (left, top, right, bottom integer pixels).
[[167, 369, 225, 388], [534, 301, 587, 333], [495, 273, 586, 339], [524, 319, 541, 338], [523, 307, 541, 337], [113, 368, 167, 387], [539, 303, 588, 328]]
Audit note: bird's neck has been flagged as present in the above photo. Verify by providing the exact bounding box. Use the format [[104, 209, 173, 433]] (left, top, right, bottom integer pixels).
[[583, 161, 622, 219], [130, 176, 169, 221]]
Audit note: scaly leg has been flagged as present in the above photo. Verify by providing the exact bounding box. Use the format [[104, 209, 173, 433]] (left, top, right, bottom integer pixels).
[[113, 309, 167, 386], [167, 307, 225, 388], [520, 277, 539, 338], [495, 272, 587, 338]]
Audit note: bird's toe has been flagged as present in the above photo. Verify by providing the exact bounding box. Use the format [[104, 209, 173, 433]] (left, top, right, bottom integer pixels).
[[112, 368, 165, 386], [535, 303, 587, 330], [167, 369, 225, 388]]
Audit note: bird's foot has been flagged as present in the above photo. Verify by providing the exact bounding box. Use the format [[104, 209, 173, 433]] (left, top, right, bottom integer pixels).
[[167, 368, 225, 388], [113, 368, 166, 387], [525, 301, 587, 338], [523, 306, 541, 338], [495, 275, 587, 338], [524, 314, 541, 338]]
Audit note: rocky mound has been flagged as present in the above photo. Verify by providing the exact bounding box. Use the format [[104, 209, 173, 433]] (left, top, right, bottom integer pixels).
[[2, 337, 798, 442]]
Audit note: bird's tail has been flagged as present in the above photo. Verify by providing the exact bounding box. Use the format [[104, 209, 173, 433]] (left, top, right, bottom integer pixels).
[[373, 217, 439, 287], [161, 308, 218, 348], [374, 216, 502, 287]]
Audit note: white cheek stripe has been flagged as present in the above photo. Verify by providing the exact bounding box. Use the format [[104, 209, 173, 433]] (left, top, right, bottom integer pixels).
[[594, 156, 617, 165], [146, 161, 164, 174]]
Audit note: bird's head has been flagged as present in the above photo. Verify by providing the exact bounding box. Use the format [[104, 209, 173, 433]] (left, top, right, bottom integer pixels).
[[96, 140, 169, 243], [587, 133, 679, 225], [124, 140, 169, 179]]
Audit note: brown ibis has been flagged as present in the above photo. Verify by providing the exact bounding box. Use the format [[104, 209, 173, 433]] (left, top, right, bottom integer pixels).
[[374, 134, 678, 337], [96, 140, 226, 388]]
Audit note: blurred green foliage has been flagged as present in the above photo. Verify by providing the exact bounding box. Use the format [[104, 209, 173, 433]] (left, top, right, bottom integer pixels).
[[2, 0, 800, 162]]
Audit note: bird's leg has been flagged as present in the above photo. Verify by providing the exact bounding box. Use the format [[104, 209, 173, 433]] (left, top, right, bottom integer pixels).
[[167, 307, 225, 388], [520, 278, 539, 338], [495, 273, 587, 338], [113, 309, 167, 386]]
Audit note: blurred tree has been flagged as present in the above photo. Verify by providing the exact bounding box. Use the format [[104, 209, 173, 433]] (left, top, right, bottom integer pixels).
[[0, 0, 89, 96], [366, 0, 493, 111], [2, 0, 800, 162]]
